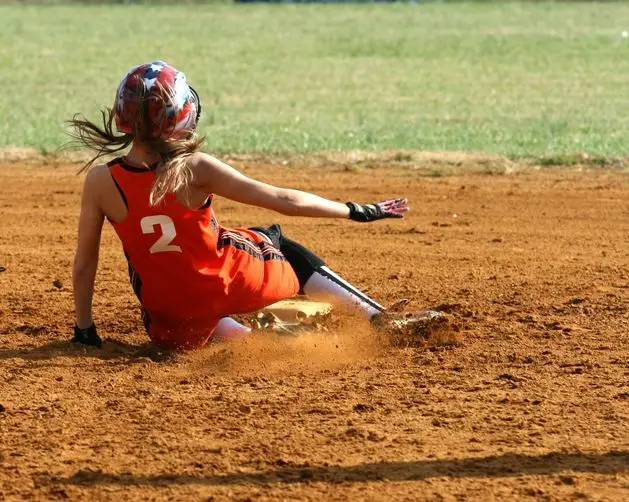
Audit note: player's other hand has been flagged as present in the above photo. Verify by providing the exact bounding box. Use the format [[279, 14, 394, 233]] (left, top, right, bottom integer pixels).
[[346, 198, 409, 222], [72, 323, 103, 348]]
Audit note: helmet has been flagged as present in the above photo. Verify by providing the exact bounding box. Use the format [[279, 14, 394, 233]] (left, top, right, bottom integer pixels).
[[114, 61, 201, 139]]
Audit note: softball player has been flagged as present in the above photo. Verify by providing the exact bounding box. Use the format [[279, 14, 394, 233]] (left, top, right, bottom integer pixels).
[[70, 61, 428, 351]]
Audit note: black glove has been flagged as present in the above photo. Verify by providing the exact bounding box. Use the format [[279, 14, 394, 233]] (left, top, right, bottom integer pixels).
[[72, 323, 103, 348], [346, 198, 408, 223]]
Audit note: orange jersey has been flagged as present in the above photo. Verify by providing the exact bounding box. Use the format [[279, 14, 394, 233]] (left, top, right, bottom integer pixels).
[[107, 158, 299, 350]]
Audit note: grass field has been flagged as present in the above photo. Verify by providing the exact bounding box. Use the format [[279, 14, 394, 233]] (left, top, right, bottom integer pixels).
[[2, 2, 629, 156]]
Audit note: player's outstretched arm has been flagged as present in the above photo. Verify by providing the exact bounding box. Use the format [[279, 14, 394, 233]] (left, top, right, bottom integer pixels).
[[72, 168, 105, 347], [191, 153, 408, 221]]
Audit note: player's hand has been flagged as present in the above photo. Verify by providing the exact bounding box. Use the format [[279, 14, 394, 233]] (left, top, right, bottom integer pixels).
[[346, 198, 408, 222], [71, 323, 102, 348]]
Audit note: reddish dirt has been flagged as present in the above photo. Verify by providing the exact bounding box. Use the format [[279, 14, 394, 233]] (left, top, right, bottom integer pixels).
[[0, 160, 628, 501]]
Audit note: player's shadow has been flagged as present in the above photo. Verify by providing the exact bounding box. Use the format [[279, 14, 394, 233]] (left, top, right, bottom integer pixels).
[[0, 339, 176, 365], [52, 451, 628, 487]]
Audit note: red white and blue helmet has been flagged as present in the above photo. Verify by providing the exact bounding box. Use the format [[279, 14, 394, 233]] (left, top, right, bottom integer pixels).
[[114, 61, 201, 139]]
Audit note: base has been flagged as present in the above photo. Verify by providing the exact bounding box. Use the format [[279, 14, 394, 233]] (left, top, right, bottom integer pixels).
[[258, 298, 333, 323]]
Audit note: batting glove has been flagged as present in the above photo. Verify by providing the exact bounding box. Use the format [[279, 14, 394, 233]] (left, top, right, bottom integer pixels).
[[346, 198, 408, 223], [72, 323, 102, 348]]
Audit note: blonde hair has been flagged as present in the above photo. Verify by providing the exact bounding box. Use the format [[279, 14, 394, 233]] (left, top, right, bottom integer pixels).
[[67, 82, 204, 206]]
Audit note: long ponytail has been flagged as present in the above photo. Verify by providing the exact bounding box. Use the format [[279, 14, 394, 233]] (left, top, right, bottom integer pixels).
[[66, 108, 134, 173], [144, 133, 204, 206]]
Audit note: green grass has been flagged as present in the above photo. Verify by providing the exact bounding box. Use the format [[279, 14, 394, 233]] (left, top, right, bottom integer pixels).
[[2, 3, 629, 156]]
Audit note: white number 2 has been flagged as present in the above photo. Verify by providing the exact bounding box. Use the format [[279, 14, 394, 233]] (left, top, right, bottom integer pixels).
[[140, 215, 182, 254]]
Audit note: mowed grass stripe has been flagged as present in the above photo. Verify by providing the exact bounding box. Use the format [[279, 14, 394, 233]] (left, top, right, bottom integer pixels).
[[1, 3, 629, 155]]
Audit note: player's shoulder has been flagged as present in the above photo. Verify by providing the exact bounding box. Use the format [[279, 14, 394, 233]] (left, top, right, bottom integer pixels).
[[84, 163, 111, 184], [188, 151, 217, 170], [81, 163, 116, 199], [189, 152, 230, 185]]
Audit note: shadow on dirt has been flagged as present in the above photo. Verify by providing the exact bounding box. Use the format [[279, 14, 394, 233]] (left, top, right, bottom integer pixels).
[[0, 339, 176, 364], [51, 451, 629, 486]]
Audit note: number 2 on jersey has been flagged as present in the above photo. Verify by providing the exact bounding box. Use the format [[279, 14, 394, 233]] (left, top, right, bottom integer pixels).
[[140, 215, 182, 254]]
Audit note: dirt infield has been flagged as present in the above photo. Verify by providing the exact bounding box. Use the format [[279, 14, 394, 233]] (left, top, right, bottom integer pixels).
[[1, 160, 628, 501]]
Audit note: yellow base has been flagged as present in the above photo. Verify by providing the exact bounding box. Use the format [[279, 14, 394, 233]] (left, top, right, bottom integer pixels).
[[259, 298, 332, 322]]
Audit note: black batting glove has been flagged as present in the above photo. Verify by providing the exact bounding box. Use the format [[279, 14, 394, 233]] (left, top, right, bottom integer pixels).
[[72, 323, 102, 348], [346, 198, 408, 223]]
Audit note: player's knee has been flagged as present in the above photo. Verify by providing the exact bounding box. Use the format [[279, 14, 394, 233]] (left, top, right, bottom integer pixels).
[[280, 238, 325, 291]]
